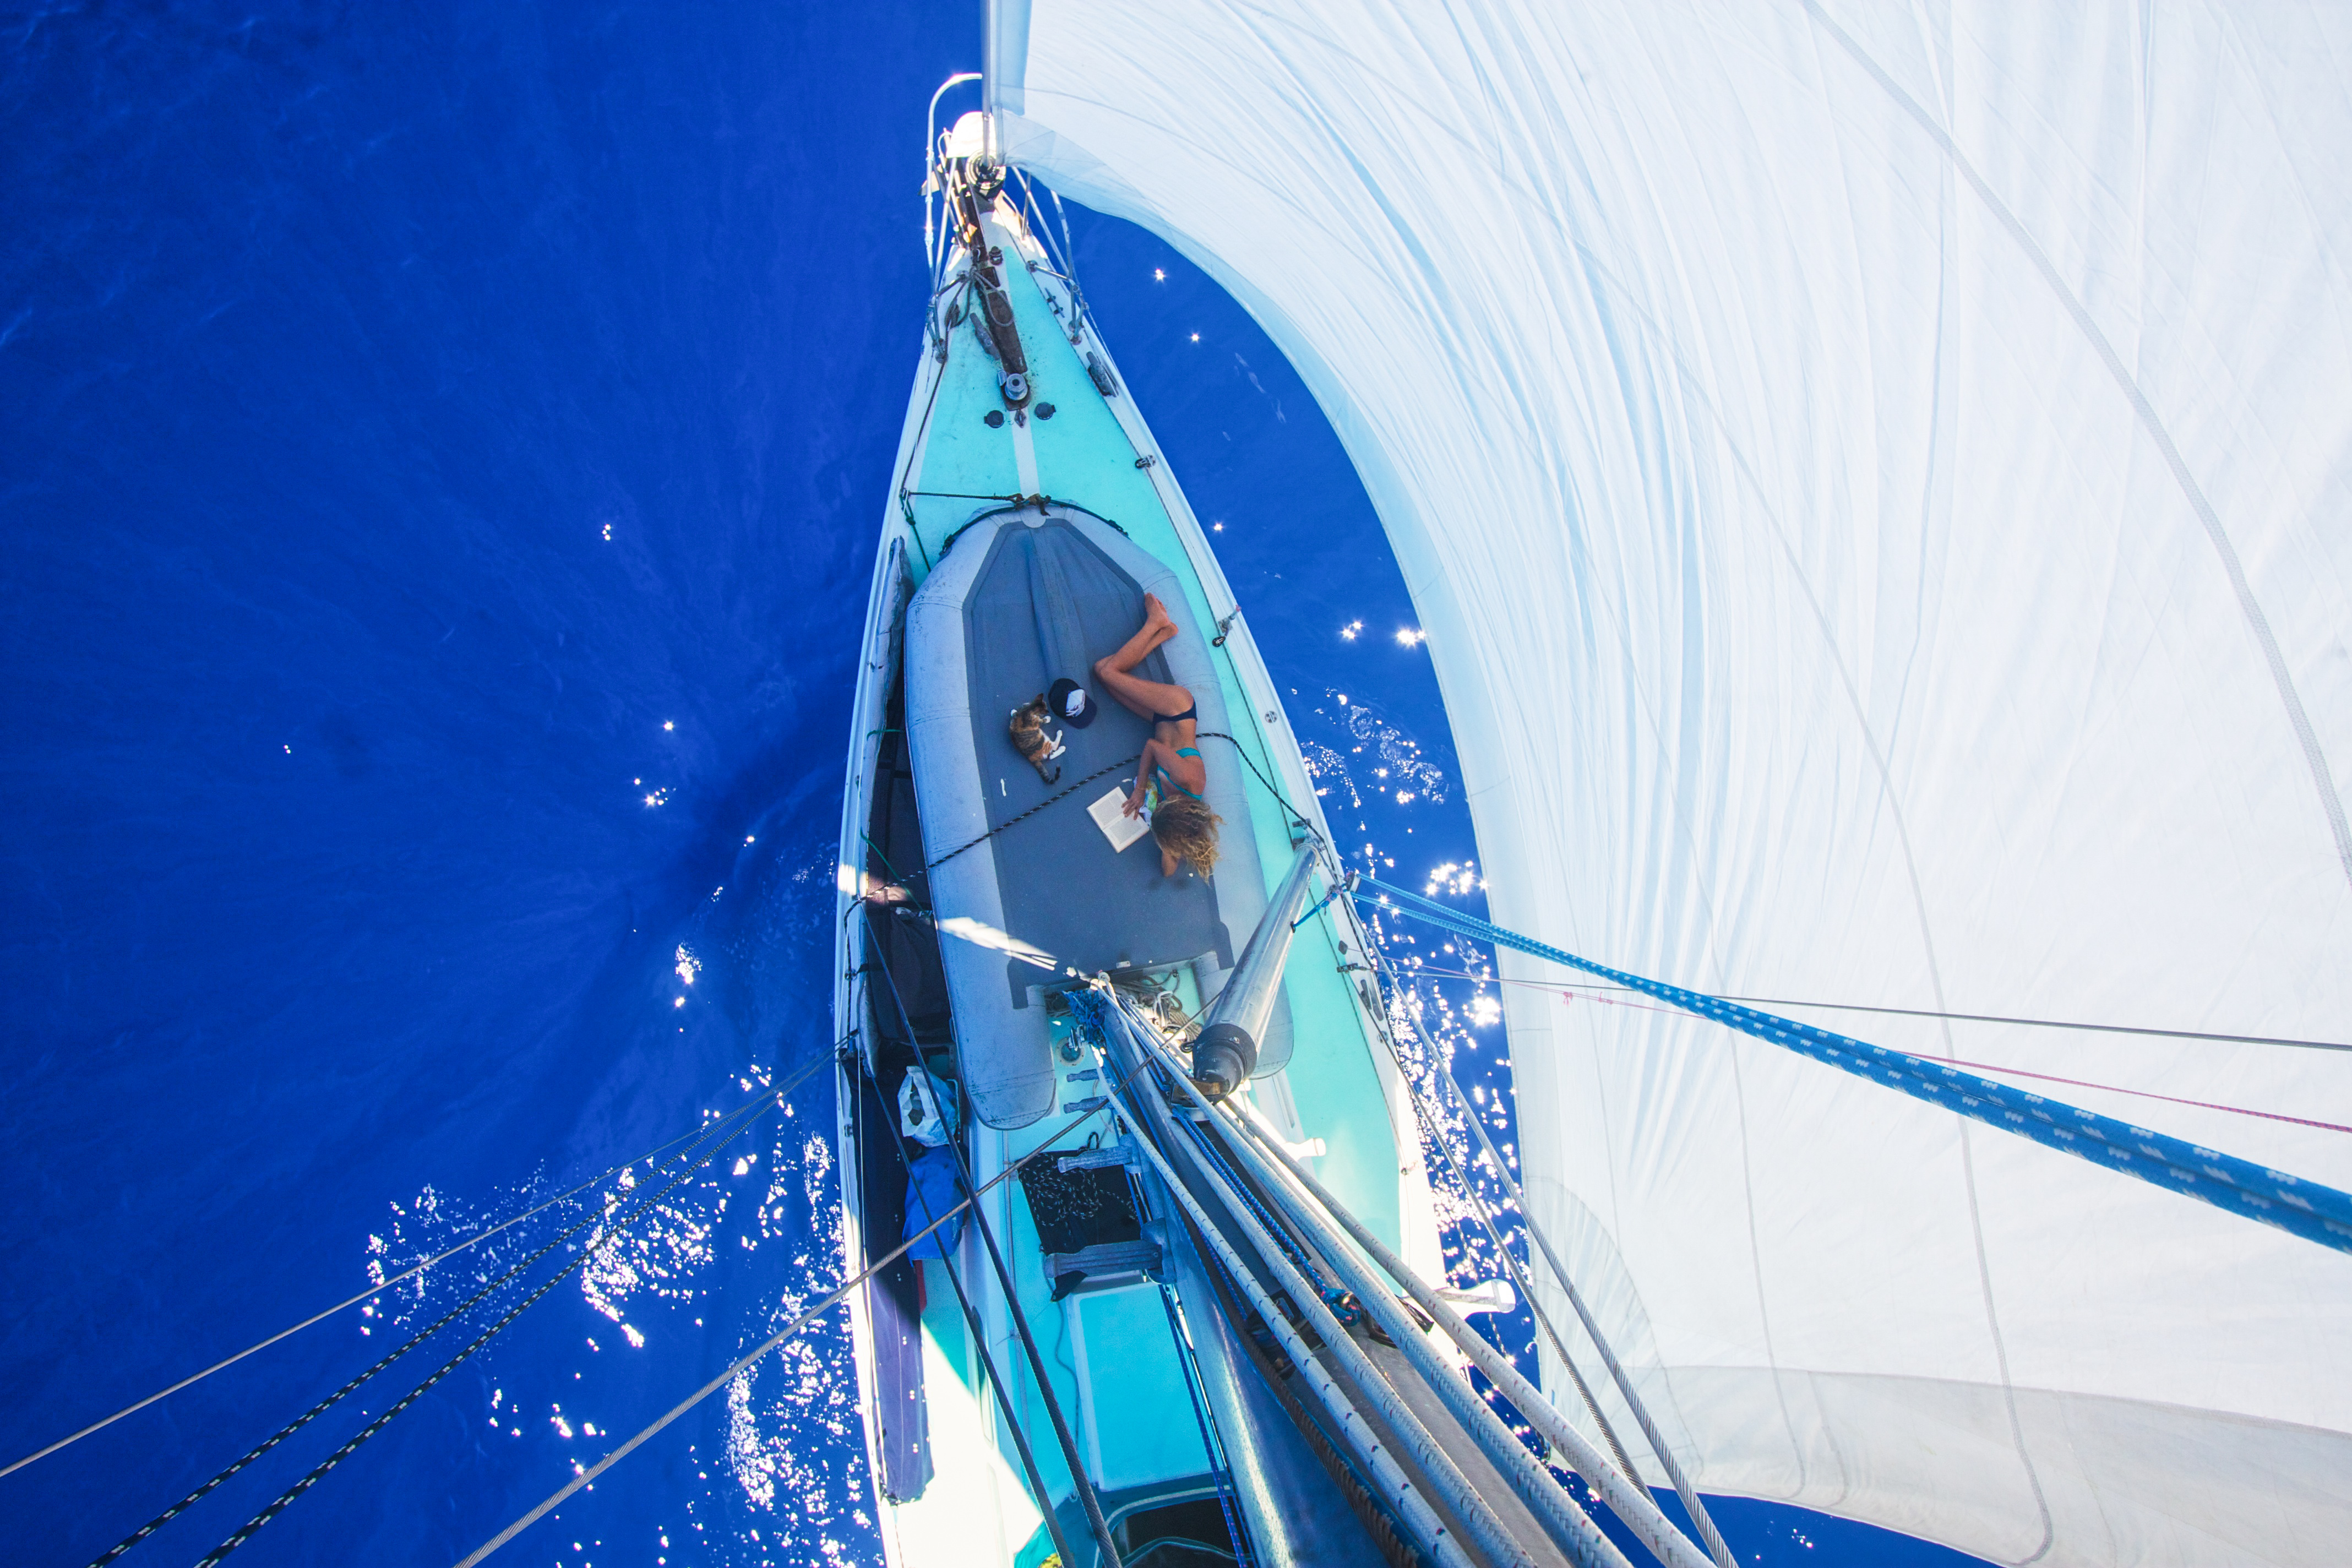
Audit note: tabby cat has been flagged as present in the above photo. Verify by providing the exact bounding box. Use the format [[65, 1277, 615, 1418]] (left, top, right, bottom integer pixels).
[[1008, 694, 1063, 784]]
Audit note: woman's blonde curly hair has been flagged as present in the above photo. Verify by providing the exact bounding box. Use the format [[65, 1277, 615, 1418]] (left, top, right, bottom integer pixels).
[[1151, 796, 1222, 877]]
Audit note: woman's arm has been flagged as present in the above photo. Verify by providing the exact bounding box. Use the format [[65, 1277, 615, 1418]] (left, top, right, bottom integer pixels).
[[1124, 739, 1167, 816]]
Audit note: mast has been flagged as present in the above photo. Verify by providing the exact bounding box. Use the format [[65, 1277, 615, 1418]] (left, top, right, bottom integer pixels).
[[1075, 854, 1727, 1568]]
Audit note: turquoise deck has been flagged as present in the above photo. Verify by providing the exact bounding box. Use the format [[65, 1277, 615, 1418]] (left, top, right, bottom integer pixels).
[[895, 208, 1406, 1523]]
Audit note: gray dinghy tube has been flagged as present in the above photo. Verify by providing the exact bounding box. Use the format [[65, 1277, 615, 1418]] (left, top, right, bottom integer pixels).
[[904, 502, 1288, 1128]]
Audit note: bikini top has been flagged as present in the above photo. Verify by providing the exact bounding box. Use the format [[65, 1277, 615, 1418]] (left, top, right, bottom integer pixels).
[[1152, 747, 1206, 803]]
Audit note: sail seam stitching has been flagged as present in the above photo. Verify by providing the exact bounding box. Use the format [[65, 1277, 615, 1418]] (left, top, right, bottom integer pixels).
[[1795, 0, 2352, 895]]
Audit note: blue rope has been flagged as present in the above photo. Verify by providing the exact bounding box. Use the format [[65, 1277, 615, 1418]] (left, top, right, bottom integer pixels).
[[1360, 878, 2352, 1256]]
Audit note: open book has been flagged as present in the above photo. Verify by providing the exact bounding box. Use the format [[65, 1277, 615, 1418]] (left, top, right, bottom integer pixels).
[[1087, 786, 1153, 852]]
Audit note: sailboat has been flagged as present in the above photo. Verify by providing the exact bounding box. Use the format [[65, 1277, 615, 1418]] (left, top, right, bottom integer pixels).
[[840, 6, 2352, 1568], [827, 91, 1573, 1567], [831, 74, 1762, 1568]]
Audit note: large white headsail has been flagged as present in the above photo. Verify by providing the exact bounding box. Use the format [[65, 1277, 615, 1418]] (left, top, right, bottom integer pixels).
[[990, 4, 2352, 1565]]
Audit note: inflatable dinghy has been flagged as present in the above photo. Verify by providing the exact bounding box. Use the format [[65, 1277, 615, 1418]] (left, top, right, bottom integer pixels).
[[905, 501, 1291, 1127]]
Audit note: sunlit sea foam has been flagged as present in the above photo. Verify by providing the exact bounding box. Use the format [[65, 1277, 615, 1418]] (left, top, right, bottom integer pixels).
[[355, 1038, 858, 1565]]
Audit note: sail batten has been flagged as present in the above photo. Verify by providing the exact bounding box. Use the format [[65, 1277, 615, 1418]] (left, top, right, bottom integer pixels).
[[993, 4, 2352, 1564]]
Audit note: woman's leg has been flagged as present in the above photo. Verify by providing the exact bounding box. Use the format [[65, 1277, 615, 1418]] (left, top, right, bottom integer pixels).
[[1093, 595, 1189, 718], [1099, 593, 1177, 674], [1093, 659, 1192, 722]]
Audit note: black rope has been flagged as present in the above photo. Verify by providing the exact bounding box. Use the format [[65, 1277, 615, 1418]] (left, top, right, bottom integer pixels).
[[923, 732, 1315, 875], [940, 1087, 1128, 1567], [846, 1004, 1078, 1568], [194, 1237, 597, 1565], [84, 1092, 759, 1566], [105, 1066, 809, 1568], [896, 492, 934, 576], [456, 1037, 1162, 1567], [859, 910, 1124, 1561], [859, 936, 1146, 1567], [1198, 731, 1317, 837], [4, 1085, 796, 1488], [923, 756, 1130, 871], [892, 297, 969, 573]]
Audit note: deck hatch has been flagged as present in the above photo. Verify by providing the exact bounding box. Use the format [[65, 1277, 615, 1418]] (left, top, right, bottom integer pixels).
[[1018, 1156, 1163, 1298]]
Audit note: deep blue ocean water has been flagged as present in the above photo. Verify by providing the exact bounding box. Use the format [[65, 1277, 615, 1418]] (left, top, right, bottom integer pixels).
[[3, 8, 1984, 1566]]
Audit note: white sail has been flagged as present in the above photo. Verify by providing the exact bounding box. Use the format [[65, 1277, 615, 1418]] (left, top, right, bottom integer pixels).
[[987, 4, 2352, 1565]]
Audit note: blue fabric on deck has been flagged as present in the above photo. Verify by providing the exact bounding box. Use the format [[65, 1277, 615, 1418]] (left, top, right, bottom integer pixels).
[[901, 1145, 965, 1261]]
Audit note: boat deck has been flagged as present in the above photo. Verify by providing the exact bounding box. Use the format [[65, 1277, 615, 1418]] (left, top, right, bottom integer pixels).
[[836, 184, 1441, 1568]]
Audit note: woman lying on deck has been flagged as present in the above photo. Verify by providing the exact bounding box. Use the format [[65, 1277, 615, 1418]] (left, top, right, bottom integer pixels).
[[1093, 594, 1223, 878]]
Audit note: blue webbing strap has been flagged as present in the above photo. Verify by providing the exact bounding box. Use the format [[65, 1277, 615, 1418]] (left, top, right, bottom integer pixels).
[[1359, 878, 2352, 1256]]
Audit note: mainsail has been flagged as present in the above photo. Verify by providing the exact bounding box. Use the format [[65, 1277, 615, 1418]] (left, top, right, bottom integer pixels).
[[985, 4, 2352, 1566]]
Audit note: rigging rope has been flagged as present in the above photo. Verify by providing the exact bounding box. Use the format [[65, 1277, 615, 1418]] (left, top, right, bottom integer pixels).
[[1317, 885, 1653, 1495], [1380, 990, 1646, 1489], [851, 1050, 1081, 1568], [857, 905, 1153, 1568], [1400, 984, 1734, 1568], [1153, 1282, 1255, 1567], [1362, 879, 2352, 1255], [1, 1077, 797, 1483], [452, 1060, 1158, 1567], [1348, 918, 1735, 1565], [85, 1085, 784, 1566], [1539, 987, 2351, 1134], [109, 1069, 811, 1567], [1403, 962, 2352, 1055], [1410, 965, 2349, 1131]]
